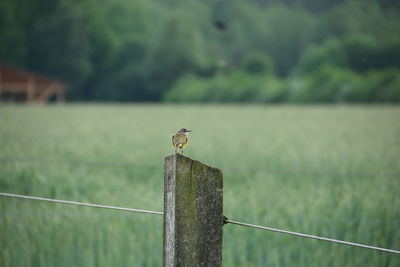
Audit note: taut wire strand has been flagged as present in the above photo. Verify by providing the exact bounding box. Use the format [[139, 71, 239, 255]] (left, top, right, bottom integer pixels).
[[0, 192, 163, 215], [1, 192, 399, 254], [225, 219, 400, 255]]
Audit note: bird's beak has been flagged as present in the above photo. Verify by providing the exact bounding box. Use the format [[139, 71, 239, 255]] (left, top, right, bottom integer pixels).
[[187, 130, 192, 132]]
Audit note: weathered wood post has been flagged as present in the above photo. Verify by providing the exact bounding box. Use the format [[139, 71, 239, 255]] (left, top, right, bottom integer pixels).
[[164, 153, 223, 267]]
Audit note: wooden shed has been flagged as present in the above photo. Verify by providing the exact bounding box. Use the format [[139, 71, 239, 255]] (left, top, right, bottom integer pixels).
[[0, 65, 65, 103]]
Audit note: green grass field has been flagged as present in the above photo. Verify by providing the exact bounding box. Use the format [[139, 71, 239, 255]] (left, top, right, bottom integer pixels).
[[0, 104, 399, 266]]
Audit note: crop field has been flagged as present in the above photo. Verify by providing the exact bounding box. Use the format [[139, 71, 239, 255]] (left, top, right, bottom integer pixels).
[[0, 104, 399, 266]]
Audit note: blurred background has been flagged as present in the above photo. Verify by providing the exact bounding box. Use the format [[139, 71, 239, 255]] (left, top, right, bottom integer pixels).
[[0, 0, 400, 267], [0, 0, 399, 103]]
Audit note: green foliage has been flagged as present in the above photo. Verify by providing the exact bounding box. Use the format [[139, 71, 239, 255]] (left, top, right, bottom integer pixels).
[[291, 65, 363, 102], [165, 72, 288, 103], [145, 6, 210, 100], [296, 35, 400, 75], [261, 5, 315, 77], [27, 0, 94, 93], [290, 65, 400, 103], [168, 63, 400, 104], [295, 38, 348, 75], [243, 52, 274, 75], [315, 1, 400, 41], [0, 0, 28, 65], [0, 0, 399, 102], [0, 105, 399, 266], [343, 35, 400, 72], [360, 68, 400, 102]]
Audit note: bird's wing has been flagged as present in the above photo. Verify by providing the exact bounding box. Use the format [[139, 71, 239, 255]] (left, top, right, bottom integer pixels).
[[172, 133, 187, 146], [180, 135, 188, 145]]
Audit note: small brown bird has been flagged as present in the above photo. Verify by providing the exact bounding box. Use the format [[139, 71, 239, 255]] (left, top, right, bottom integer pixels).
[[172, 128, 191, 154]]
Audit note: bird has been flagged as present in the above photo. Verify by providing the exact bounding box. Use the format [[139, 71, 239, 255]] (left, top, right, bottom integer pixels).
[[172, 128, 191, 154]]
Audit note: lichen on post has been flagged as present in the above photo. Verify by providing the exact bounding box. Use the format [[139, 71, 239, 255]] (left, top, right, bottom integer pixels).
[[163, 153, 223, 267]]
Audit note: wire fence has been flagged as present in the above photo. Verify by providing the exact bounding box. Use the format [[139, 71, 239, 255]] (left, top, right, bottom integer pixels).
[[224, 219, 400, 254], [1, 192, 399, 255], [0, 192, 162, 215], [1, 156, 398, 238]]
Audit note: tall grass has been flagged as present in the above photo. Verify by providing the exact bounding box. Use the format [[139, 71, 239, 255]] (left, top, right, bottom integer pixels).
[[0, 104, 399, 266]]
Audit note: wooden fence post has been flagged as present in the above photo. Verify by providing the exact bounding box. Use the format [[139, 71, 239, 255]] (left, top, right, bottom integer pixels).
[[164, 153, 223, 267]]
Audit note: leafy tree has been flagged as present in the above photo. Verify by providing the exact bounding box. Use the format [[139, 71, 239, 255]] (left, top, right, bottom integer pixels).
[[0, 0, 399, 102], [0, 0, 29, 66], [360, 68, 400, 102], [165, 71, 288, 103], [343, 34, 400, 72], [261, 5, 315, 76], [294, 38, 347, 75], [290, 65, 400, 103], [26, 0, 94, 98], [145, 5, 210, 100], [290, 64, 362, 102], [242, 51, 274, 74], [314, 1, 400, 41]]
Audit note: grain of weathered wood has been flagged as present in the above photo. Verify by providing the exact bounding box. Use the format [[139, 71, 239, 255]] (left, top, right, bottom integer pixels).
[[163, 153, 223, 267]]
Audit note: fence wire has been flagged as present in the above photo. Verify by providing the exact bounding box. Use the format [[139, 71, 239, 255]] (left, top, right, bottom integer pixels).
[[225, 219, 400, 255], [1, 192, 399, 255], [0, 192, 163, 215]]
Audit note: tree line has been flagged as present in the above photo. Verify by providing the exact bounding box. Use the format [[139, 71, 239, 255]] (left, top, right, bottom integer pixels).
[[0, 0, 399, 102]]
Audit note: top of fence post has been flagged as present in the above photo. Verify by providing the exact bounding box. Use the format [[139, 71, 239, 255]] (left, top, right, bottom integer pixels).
[[163, 153, 224, 267]]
